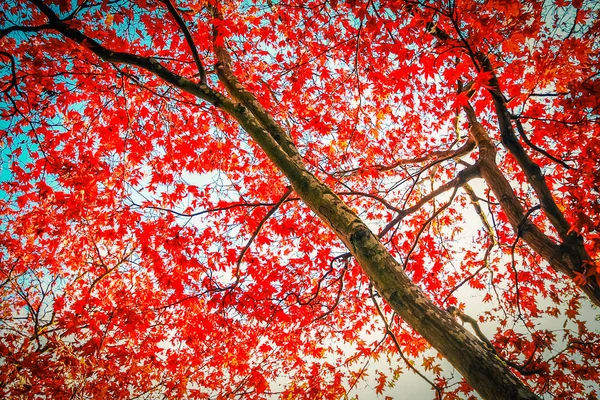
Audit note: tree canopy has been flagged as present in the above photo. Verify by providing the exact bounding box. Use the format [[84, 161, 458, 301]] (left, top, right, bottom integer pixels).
[[1, 0, 599, 398]]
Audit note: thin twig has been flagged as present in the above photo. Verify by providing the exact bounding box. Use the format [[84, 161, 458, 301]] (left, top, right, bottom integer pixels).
[[233, 186, 293, 284]]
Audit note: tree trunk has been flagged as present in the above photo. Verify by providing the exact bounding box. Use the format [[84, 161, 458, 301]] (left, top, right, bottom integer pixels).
[[32, 2, 541, 396], [235, 111, 540, 400]]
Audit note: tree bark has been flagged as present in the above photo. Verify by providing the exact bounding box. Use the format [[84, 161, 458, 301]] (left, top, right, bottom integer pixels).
[[228, 97, 538, 399], [473, 53, 600, 307], [30, 1, 541, 397], [426, 21, 600, 307], [229, 98, 540, 400]]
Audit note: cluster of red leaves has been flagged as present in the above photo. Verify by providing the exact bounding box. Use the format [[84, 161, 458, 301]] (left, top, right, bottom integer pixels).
[[1, 0, 599, 398]]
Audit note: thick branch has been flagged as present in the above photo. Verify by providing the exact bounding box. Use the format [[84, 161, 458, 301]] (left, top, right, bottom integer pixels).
[[423, 13, 598, 304], [476, 52, 573, 240], [209, 3, 303, 165], [29, 2, 540, 397], [462, 100, 600, 306]]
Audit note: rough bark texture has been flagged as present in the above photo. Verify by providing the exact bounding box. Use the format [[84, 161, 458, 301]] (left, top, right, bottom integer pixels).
[[31, 2, 542, 397], [427, 23, 600, 307], [464, 59, 600, 307], [243, 119, 539, 400], [205, 12, 539, 397]]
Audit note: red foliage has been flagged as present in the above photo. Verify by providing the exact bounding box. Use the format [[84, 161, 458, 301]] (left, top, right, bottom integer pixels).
[[0, 0, 599, 398]]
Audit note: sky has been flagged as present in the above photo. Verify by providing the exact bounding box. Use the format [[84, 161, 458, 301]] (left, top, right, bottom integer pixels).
[[1, 1, 599, 399]]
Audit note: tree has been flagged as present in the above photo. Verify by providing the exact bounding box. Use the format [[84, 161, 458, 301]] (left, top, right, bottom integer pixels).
[[0, 0, 598, 398]]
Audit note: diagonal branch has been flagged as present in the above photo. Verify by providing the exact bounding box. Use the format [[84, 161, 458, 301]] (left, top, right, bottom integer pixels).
[[233, 186, 293, 284], [379, 163, 480, 240], [159, 0, 206, 83], [373, 136, 475, 173], [510, 115, 571, 169], [461, 97, 600, 306], [337, 135, 475, 178], [27, 0, 232, 111], [27, 1, 543, 396], [209, 2, 303, 165]]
